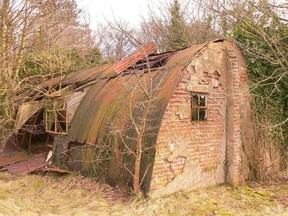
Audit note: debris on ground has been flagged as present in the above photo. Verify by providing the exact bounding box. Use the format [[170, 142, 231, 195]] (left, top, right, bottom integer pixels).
[[0, 152, 28, 167], [6, 153, 48, 175]]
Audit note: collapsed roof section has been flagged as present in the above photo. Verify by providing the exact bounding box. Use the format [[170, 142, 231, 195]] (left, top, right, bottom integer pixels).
[[68, 42, 207, 145], [14, 43, 159, 103], [13, 40, 221, 140]]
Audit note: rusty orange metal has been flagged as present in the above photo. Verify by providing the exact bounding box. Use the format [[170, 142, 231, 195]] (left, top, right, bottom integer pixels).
[[66, 43, 207, 190], [0, 152, 28, 167], [68, 43, 206, 145], [6, 153, 48, 175], [63, 43, 157, 86], [35, 166, 70, 174]]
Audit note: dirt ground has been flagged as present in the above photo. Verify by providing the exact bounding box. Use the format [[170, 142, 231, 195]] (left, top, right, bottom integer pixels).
[[0, 171, 287, 216]]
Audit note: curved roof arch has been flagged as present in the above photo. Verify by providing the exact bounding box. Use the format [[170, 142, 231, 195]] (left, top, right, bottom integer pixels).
[[67, 42, 208, 190], [68, 43, 207, 145]]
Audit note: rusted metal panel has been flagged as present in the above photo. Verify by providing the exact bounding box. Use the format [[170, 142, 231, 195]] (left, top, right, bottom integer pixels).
[[66, 143, 109, 178], [127, 51, 177, 72], [6, 153, 48, 175], [96, 75, 152, 148], [63, 64, 113, 85], [83, 78, 120, 144], [66, 88, 89, 123], [111, 43, 157, 74], [13, 76, 66, 103], [90, 72, 161, 146], [0, 152, 28, 167], [35, 167, 70, 174], [52, 135, 70, 168], [165, 43, 207, 68], [68, 79, 110, 142], [14, 101, 44, 132], [103, 73, 162, 185], [63, 43, 157, 86], [86, 75, 132, 144], [69, 79, 115, 143], [2, 134, 23, 153]]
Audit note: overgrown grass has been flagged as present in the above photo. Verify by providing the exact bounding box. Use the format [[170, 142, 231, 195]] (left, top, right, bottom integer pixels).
[[0, 172, 287, 216]]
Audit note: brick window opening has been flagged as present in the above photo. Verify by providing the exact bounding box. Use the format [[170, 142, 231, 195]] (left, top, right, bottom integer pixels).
[[191, 93, 207, 121], [46, 100, 68, 134]]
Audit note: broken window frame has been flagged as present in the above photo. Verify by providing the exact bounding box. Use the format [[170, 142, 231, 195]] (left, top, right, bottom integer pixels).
[[191, 93, 208, 121], [45, 100, 68, 135]]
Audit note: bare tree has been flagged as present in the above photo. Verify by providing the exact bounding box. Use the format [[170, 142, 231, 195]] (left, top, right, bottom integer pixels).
[[94, 20, 136, 61], [0, 0, 96, 145], [108, 63, 171, 194], [95, 0, 221, 61], [99, 22, 178, 194], [138, 0, 221, 52]]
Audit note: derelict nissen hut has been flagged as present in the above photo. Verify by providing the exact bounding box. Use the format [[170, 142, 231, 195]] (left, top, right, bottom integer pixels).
[[7, 39, 254, 197]]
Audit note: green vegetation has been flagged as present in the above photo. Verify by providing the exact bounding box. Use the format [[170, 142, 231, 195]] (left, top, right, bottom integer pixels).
[[19, 46, 104, 79], [229, 0, 288, 176], [161, 0, 189, 51], [0, 0, 104, 144]]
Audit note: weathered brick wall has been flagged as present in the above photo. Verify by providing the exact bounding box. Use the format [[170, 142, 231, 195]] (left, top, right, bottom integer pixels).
[[225, 43, 253, 185], [150, 41, 250, 197]]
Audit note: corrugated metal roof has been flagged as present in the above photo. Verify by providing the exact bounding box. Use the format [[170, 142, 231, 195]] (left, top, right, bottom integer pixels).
[[14, 43, 157, 103], [63, 43, 157, 86], [67, 42, 208, 190], [69, 43, 207, 144], [63, 64, 114, 85]]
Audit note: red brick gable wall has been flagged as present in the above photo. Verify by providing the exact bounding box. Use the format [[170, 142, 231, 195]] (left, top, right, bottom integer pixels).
[[150, 42, 251, 197]]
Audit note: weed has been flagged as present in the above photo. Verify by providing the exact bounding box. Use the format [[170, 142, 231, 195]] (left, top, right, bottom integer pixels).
[[0, 172, 287, 215]]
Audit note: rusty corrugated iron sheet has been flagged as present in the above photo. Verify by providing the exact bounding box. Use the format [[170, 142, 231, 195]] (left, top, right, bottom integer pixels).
[[63, 43, 157, 85], [165, 43, 208, 68], [63, 64, 114, 85], [2, 134, 23, 153], [69, 43, 206, 144], [68, 78, 110, 142], [35, 166, 70, 174], [67, 43, 207, 190], [6, 153, 48, 175], [0, 152, 28, 167], [112, 43, 157, 74]]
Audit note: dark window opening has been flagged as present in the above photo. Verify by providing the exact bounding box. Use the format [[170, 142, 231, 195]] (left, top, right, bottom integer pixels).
[[46, 100, 68, 134], [191, 94, 207, 121], [17, 109, 54, 153]]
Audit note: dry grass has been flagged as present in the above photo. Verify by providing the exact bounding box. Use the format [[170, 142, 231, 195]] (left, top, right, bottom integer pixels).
[[0, 171, 287, 216]]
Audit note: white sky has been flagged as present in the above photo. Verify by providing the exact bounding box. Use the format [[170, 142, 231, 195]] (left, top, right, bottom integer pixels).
[[77, 0, 152, 29]]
